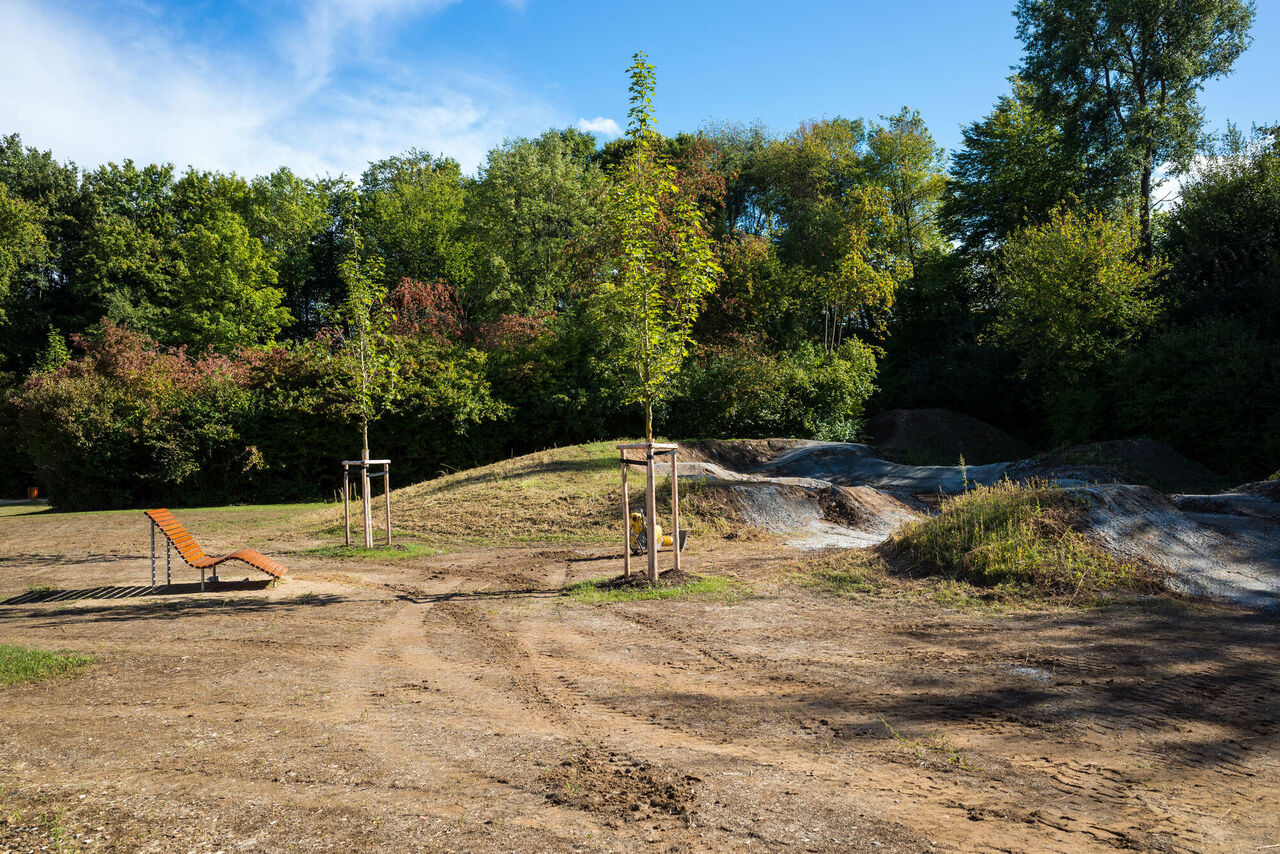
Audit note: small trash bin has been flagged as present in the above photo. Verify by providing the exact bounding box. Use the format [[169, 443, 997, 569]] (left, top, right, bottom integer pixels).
[[26, 487, 38, 500]]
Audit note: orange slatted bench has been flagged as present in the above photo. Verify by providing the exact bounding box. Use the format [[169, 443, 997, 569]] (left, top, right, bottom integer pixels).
[[145, 508, 287, 589]]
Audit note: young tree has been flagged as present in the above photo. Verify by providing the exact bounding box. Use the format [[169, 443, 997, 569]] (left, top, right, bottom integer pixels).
[[1015, 0, 1256, 254], [335, 193, 392, 466], [333, 192, 398, 548], [591, 52, 721, 443]]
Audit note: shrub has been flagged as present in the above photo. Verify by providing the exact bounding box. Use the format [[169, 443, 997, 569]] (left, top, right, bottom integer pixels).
[[11, 324, 258, 509], [662, 339, 878, 440], [1110, 318, 1280, 482]]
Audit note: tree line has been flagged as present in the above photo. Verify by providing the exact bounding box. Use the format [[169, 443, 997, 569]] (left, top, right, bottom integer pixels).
[[1, 0, 1275, 509]]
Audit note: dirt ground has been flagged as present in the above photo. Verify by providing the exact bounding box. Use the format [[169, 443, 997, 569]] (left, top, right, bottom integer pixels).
[[2, 503, 1278, 853]]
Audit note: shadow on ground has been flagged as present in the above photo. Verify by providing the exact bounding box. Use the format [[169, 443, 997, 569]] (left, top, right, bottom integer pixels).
[[1, 579, 275, 605]]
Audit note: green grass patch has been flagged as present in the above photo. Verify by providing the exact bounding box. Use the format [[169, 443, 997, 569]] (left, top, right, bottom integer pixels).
[[887, 479, 1146, 597], [0, 644, 93, 686], [299, 541, 446, 559], [0, 500, 327, 520], [565, 574, 743, 604], [793, 549, 885, 596]]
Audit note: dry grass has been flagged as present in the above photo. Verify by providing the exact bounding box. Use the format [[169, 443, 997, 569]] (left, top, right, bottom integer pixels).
[[348, 441, 744, 546]]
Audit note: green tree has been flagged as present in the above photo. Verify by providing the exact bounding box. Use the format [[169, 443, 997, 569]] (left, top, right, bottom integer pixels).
[[1163, 124, 1280, 332], [66, 161, 178, 337], [359, 151, 470, 291], [1015, 0, 1256, 254], [866, 107, 947, 266], [993, 207, 1163, 412], [174, 207, 290, 351], [940, 79, 1098, 255], [467, 128, 607, 317], [247, 168, 336, 337], [758, 118, 912, 347], [0, 183, 48, 324], [590, 51, 721, 442], [815, 186, 908, 351]]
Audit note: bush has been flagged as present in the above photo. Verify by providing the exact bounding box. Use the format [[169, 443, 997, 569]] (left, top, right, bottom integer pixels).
[[662, 339, 878, 440], [1109, 317, 1280, 482], [8, 322, 511, 509], [11, 324, 258, 509]]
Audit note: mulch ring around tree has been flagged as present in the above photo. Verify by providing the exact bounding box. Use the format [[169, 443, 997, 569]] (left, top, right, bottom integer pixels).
[[589, 568, 705, 591], [539, 748, 699, 820]]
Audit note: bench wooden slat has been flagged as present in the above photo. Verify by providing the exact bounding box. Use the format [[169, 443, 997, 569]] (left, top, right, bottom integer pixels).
[[145, 509, 287, 581]]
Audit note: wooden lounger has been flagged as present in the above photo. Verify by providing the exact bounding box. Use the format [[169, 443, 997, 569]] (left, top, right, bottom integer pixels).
[[145, 508, 287, 589]]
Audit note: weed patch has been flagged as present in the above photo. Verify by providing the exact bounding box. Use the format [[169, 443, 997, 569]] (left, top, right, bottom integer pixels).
[[0, 645, 93, 687], [886, 479, 1149, 597], [793, 549, 885, 596], [880, 717, 972, 771]]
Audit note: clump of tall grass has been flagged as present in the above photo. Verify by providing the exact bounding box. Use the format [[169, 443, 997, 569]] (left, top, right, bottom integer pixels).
[[887, 479, 1142, 596]]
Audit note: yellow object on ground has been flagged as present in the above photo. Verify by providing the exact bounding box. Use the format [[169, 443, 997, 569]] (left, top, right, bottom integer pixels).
[[629, 511, 675, 553]]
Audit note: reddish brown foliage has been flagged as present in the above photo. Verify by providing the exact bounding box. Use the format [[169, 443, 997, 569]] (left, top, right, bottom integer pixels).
[[386, 278, 465, 341], [475, 311, 556, 350]]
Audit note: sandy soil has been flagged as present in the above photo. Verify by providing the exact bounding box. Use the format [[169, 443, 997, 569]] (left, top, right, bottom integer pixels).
[[2, 505, 1279, 853]]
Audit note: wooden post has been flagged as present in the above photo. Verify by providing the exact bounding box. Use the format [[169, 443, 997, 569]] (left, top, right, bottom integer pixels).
[[343, 465, 351, 547], [361, 462, 374, 549], [645, 444, 658, 583], [383, 463, 392, 546], [670, 449, 680, 573], [621, 455, 631, 578]]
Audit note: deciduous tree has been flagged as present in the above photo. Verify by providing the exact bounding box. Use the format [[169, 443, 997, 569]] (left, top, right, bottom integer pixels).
[[590, 52, 721, 443], [1016, 0, 1256, 254]]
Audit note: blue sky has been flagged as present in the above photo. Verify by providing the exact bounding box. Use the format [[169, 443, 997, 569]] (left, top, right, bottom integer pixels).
[[2, 0, 1277, 179]]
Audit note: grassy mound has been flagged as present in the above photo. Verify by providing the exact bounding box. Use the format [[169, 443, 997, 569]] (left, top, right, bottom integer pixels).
[[885, 480, 1148, 596], [0, 645, 92, 686], [378, 440, 741, 546]]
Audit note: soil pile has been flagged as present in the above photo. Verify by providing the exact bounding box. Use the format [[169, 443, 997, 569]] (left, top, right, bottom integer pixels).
[[1036, 438, 1226, 494], [540, 749, 698, 820], [866, 408, 1031, 466]]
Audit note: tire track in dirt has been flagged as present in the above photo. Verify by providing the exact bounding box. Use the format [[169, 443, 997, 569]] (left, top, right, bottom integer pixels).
[[486, 604, 1159, 854], [524, 600, 1266, 853]]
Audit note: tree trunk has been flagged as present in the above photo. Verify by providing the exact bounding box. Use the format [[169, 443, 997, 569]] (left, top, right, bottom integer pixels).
[[1140, 156, 1153, 258]]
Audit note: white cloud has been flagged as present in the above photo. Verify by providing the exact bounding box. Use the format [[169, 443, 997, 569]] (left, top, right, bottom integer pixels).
[[576, 116, 622, 137], [0, 0, 558, 178], [283, 0, 461, 91]]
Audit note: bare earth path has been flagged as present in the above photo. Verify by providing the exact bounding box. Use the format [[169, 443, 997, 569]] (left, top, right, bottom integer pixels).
[[2, 505, 1278, 852]]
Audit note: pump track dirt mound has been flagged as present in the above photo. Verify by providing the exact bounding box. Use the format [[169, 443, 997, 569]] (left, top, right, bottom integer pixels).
[[680, 438, 1280, 608]]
